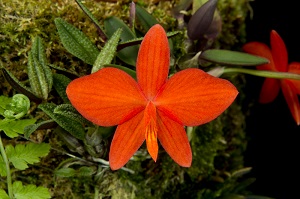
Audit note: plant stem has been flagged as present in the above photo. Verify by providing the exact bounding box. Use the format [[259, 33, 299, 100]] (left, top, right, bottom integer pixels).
[[0, 135, 13, 198], [223, 67, 300, 80]]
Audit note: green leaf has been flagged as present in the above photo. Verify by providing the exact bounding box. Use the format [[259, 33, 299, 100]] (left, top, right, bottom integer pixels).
[[199, 49, 270, 66], [52, 73, 72, 103], [48, 64, 79, 79], [0, 189, 10, 199], [27, 52, 50, 100], [92, 28, 122, 73], [12, 181, 51, 199], [27, 37, 53, 100], [135, 4, 159, 31], [77, 166, 96, 177], [54, 104, 92, 125], [24, 120, 57, 139], [0, 155, 7, 176], [74, 0, 107, 41], [54, 167, 76, 177], [1, 68, 42, 103], [38, 103, 85, 140], [6, 143, 50, 170], [55, 17, 100, 65], [105, 64, 136, 79], [104, 16, 139, 66], [0, 118, 37, 138]]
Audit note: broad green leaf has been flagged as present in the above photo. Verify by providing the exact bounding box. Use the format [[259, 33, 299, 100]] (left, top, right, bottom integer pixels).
[[55, 18, 99, 65], [135, 4, 158, 31], [0, 189, 10, 199], [54, 104, 92, 125], [38, 103, 85, 140], [74, 0, 107, 41], [12, 181, 51, 199], [77, 166, 96, 177], [52, 73, 72, 103], [54, 167, 76, 177], [1, 68, 42, 103], [24, 120, 57, 139], [92, 28, 122, 73], [0, 118, 37, 138], [104, 16, 139, 66], [199, 49, 270, 66], [6, 143, 50, 170], [0, 155, 7, 176]]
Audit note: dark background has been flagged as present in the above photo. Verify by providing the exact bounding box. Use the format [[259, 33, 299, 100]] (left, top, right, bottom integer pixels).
[[243, 1, 300, 199]]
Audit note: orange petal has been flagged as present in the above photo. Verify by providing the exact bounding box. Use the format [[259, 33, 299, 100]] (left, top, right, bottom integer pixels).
[[109, 111, 145, 170], [155, 68, 238, 126], [157, 110, 192, 167], [242, 42, 276, 71], [270, 30, 288, 72], [66, 67, 147, 126], [259, 78, 280, 103], [281, 81, 300, 125], [288, 62, 300, 94], [144, 102, 158, 161], [136, 24, 170, 99]]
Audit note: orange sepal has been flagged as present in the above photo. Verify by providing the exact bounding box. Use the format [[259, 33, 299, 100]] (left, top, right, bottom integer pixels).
[[281, 81, 300, 125], [157, 110, 192, 167], [270, 30, 288, 72], [136, 24, 170, 99], [155, 68, 238, 126], [242, 42, 276, 71], [109, 111, 145, 170], [66, 67, 147, 126], [259, 78, 280, 103]]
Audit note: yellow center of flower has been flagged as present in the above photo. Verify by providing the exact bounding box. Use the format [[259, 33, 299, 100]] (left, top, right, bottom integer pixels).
[[144, 101, 158, 161]]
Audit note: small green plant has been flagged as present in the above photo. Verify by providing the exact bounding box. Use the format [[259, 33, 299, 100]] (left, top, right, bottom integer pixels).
[[0, 94, 51, 199]]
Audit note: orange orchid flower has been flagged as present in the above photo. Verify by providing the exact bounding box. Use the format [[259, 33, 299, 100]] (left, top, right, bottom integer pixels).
[[66, 24, 238, 170], [243, 30, 300, 125]]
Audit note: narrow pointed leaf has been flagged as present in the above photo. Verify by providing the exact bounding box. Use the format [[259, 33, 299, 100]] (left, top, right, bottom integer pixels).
[[200, 49, 270, 66], [38, 103, 85, 140], [27, 51, 50, 99], [31, 36, 47, 68], [52, 73, 72, 103], [92, 28, 122, 73], [1, 68, 42, 103], [32, 37, 53, 92], [54, 104, 92, 125], [55, 18, 100, 65], [27, 37, 53, 100], [24, 120, 57, 139], [187, 0, 218, 40], [74, 0, 107, 41], [48, 64, 79, 79], [105, 64, 136, 79], [104, 16, 138, 66], [135, 4, 158, 31]]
